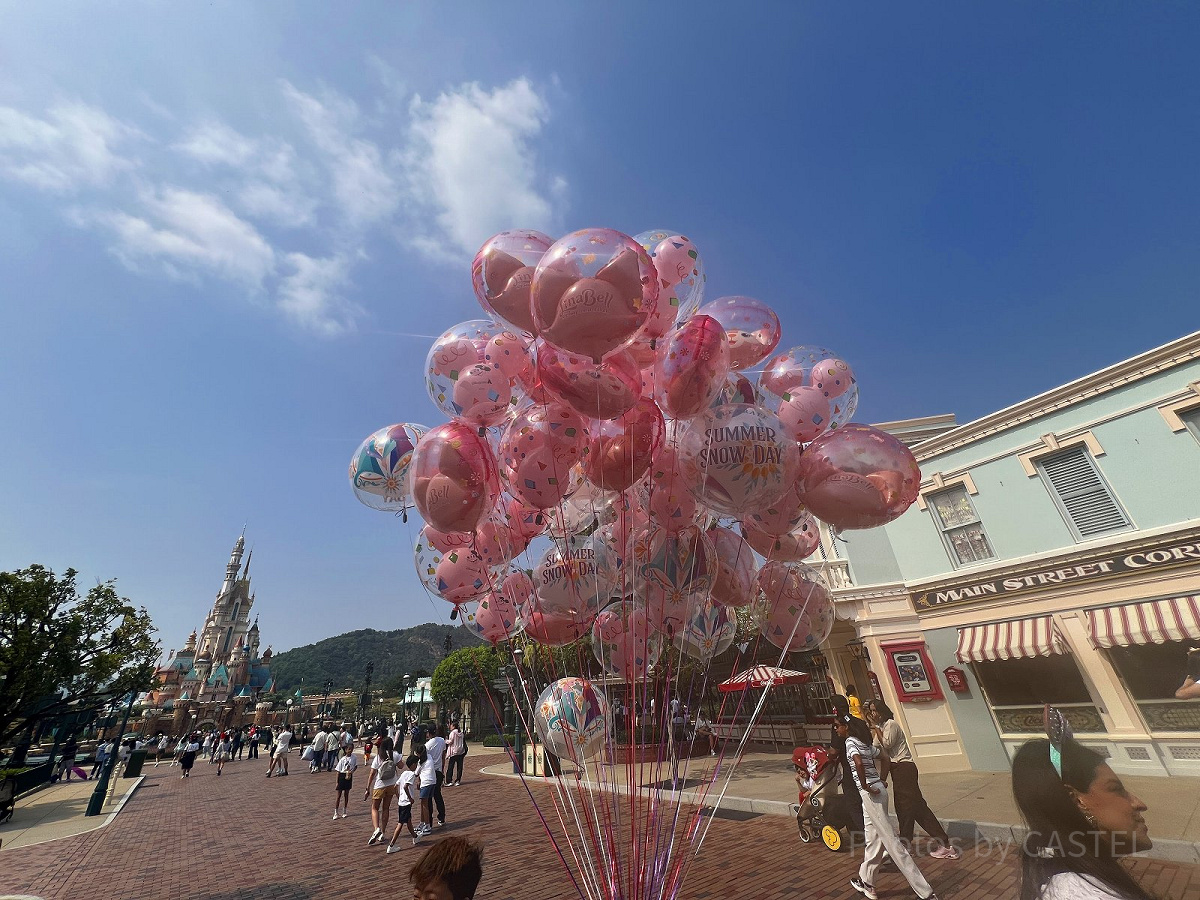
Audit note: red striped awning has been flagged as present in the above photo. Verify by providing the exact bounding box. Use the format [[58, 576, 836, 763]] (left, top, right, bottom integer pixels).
[[1088, 596, 1200, 648], [956, 615, 1066, 663], [718, 666, 811, 692]]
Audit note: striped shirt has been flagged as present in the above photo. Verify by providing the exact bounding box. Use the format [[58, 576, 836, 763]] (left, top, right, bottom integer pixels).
[[845, 735, 882, 790]]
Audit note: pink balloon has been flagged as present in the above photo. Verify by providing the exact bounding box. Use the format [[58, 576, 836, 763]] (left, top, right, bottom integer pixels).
[[697, 296, 780, 371], [758, 346, 858, 442], [471, 570, 531, 645], [535, 344, 642, 421], [638, 233, 704, 338], [532, 537, 609, 620], [708, 525, 758, 609], [426, 321, 531, 428], [741, 517, 820, 562], [776, 386, 833, 443], [811, 357, 854, 399], [653, 315, 731, 419], [676, 403, 801, 517], [742, 481, 808, 537], [634, 525, 716, 637], [591, 600, 661, 681], [638, 443, 699, 533], [414, 527, 498, 605], [471, 230, 553, 334], [581, 397, 664, 492], [498, 403, 587, 510], [531, 228, 659, 363], [795, 424, 921, 529], [755, 561, 831, 653], [499, 493, 547, 554], [522, 608, 595, 646], [411, 423, 499, 534], [483, 331, 534, 379]]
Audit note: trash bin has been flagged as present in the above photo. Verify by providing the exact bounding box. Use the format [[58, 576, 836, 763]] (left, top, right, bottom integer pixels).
[[124, 749, 148, 778]]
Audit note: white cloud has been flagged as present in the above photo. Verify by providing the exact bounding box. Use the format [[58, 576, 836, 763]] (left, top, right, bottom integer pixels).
[[236, 181, 317, 228], [0, 102, 138, 192], [76, 186, 276, 287], [404, 78, 563, 258], [174, 121, 258, 167], [280, 80, 400, 226], [277, 252, 360, 336]]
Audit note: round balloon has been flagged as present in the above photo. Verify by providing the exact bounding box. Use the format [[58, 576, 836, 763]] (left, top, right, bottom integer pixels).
[[414, 526, 501, 605], [471, 230, 553, 334], [546, 479, 614, 539], [497, 402, 587, 510], [410, 423, 499, 533], [759, 346, 858, 443], [633, 524, 716, 636], [742, 516, 821, 562], [592, 599, 662, 681], [580, 396, 664, 492], [532, 534, 613, 620], [742, 480, 809, 537], [349, 423, 426, 513], [522, 606, 596, 646], [634, 230, 705, 337], [425, 320, 531, 428], [498, 493, 547, 555], [531, 228, 659, 363], [673, 595, 736, 661], [653, 314, 731, 420], [708, 525, 758, 608], [536, 344, 642, 421], [676, 404, 801, 517], [795, 424, 921, 529], [534, 677, 609, 760], [755, 561, 831, 652], [696, 296, 781, 370]]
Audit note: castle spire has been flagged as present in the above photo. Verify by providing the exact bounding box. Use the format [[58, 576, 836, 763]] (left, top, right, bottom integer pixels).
[[223, 533, 246, 591], [242, 548, 252, 580]]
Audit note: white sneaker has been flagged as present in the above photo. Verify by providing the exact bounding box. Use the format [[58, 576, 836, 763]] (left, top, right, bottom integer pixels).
[[368, 828, 383, 845], [333, 812, 339, 821], [386, 845, 402, 854], [412, 832, 422, 845], [338, 809, 346, 818]]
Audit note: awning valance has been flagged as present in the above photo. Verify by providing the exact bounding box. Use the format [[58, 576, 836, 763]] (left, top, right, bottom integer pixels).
[[718, 666, 811, 692], [1088, 596, 1200, 648], [956, 616, 1066, 663]]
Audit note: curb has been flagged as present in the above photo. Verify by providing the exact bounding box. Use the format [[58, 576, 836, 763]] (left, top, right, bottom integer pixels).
[[0, 775, 144, 852], [478, 765, 1199, 863]]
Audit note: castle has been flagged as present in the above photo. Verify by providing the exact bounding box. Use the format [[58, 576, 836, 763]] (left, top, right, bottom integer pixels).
[[141, 534, 306, 735]]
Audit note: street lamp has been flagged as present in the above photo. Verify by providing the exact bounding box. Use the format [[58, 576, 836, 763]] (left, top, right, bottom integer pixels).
[[286, 698, 294, 726], [402, 674, 411, 722], [321, 680, 333, 720], [418, 680, 427, 723]]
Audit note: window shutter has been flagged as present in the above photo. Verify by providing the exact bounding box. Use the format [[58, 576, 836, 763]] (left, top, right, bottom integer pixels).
[[1040, 448, 1129, 538]]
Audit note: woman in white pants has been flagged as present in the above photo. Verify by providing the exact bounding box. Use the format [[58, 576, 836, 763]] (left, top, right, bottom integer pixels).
[[839, 715, 940, 900]]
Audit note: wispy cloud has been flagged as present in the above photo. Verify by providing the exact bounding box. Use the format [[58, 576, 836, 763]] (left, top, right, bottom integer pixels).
[[277, 252, 361, 336], [0, 102, 140, 192], [405, 78, 564, 259]]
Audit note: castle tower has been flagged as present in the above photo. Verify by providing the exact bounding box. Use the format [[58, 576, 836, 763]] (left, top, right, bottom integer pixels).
[[198, 534, 256, 671]]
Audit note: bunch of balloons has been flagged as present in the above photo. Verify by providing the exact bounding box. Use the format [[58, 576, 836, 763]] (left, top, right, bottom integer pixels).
[[350, 225, 922, 900]]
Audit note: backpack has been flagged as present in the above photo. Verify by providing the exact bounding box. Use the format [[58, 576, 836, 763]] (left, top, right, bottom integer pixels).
[[378, 754, 397, 782]]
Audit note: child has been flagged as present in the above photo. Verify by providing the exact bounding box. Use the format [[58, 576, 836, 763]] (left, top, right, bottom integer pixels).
[[334, 744, 358, 820], [214, 734, 231, 776], [408, 836, 483, 900], [387, 755, 422, 852]]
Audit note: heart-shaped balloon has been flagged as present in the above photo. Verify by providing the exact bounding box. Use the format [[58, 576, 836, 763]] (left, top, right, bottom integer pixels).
[[472, 230, 554, 334]]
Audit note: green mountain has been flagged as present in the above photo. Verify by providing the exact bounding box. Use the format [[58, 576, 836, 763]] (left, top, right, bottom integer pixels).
[[269, 623, 482, 692]]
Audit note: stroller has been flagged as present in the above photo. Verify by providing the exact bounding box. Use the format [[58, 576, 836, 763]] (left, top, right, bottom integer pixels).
[[0, 773, 15, 824], [791, 746, 858, 852]]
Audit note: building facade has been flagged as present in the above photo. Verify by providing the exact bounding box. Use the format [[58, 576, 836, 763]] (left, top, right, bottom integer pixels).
[[829, 332, 1200, 777]]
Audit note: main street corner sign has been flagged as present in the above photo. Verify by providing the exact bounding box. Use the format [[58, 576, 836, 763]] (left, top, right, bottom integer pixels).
[[912, 536, 1200, 611]]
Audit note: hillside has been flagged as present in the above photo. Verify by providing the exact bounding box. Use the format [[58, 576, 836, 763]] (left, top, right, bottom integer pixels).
[[269, 622, 482, 691]]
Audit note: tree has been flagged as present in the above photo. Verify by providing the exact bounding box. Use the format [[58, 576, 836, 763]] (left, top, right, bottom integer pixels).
[[0, 565, 159, 749], [431, 647, 502, 709]]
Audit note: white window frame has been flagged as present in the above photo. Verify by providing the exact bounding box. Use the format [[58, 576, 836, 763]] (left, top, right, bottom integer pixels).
[[1035, 446, 1132, 542], [1181, 407, 1200, 447], [927, 485, 996, 568]]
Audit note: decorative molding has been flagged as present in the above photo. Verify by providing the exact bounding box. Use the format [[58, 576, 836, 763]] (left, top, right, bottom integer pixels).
[[914, 331, 1200, 461], [1158, 381, 1200, 432], [1017, 430, 1105, 477], [915, 471, 979, 511]]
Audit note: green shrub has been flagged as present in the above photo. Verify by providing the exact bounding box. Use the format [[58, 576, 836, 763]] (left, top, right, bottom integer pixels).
[[481, 733, 514, 748]]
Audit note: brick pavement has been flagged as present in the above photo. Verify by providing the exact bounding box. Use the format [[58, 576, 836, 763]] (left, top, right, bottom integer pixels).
[[1, 754, 1197, 900]]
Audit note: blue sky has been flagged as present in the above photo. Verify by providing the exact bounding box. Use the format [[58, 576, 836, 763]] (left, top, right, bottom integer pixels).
[[2, 3, 1198, 654]]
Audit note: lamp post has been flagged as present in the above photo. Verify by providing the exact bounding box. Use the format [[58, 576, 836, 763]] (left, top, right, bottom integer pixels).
[[286, 698, 293, 727], [402, 674, 411, 722], [85, 692, 135, 817], [418, 681, 427, 724], [321, 680, 333, 720]]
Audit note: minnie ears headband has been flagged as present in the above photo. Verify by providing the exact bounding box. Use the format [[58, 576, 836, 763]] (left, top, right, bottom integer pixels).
[[1043, 704, 1072, 778]]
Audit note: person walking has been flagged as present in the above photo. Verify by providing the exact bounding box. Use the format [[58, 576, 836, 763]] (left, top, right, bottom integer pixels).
[[180, 734, 200, 778], [154, 733, 169, 766], [828, 693, 865, 835], [231, 728, 243, 760], [267, 725, 292, 777], [248, 726, 259, 760], [202, 730, 213, 763], [415, 742, 435, 837], [445, 722, 466, 787], [324, 726, 340, 771], [309, 726, 327, 773], [57, 736, 80, 782], [386, 755, 422, 852], [840, 715, 939, 900], [364, 737, 402, 846], [333, 744, 357, 820], [214, 733, 231, 776], [90, 739, 109, 778], [846, 685, 865, 720], [425, 724, 448, 828], [867, 701, 960, 859]]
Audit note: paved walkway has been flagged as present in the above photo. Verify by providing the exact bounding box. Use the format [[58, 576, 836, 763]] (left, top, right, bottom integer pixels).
[[0, 748, 1196, 900], [0, 771, 137, 851]]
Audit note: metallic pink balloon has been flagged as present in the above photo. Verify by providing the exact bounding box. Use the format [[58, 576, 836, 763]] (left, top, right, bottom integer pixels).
[[531, 228, 659, 363], [411, 423, 499, 534], [471, 230, 553, 334], [741, 516, 820, 562], [580, 396, 664, 492], [697, 296, 780, 371], [708, 525, 758, 609], [591, 600, 661, 681], [795, 423, 921, 529], [638, 443, 699, 533], [497, 402, 587, 510], [653, 314, 731, 420], [536, 344, 642, 421]]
